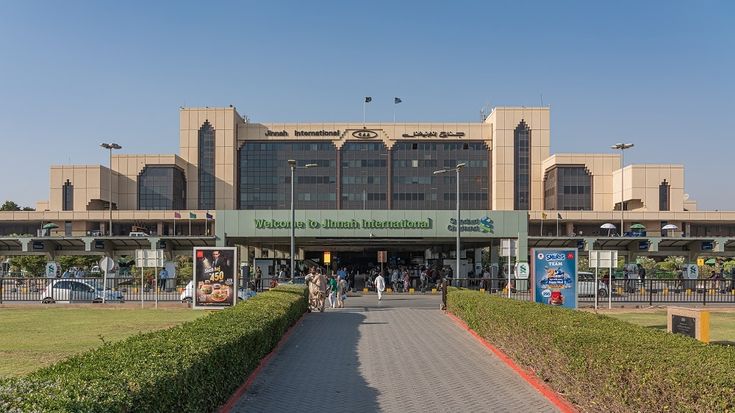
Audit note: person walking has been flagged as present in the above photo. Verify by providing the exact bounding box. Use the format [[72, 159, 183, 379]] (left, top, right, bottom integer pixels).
[[336, 276, 347, 308], [403, 269, 410, 293], [375, 271, 386, 301], [254, 266, 262, 292], [327, 275, 338, 309]]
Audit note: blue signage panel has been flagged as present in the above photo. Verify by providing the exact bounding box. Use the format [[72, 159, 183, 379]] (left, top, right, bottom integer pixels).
[[532, 248, 577, 309]]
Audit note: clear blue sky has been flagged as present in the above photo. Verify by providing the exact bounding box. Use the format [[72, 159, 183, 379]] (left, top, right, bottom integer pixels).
[[1, 1, 733, 210]]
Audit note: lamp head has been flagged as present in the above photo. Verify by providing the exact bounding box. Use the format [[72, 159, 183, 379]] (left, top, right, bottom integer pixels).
[[611, 143, 634, 150], [305, 163, 318, 168], [287, 159, 296, 167], [456, 163, 466, 169], [100, 143, 111, 149], [433, 169, 447, 175], [110, 143, 122, 150]]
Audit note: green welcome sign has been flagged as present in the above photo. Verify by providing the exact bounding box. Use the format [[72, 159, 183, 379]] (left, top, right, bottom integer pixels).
[[216, 210, 527, 239]]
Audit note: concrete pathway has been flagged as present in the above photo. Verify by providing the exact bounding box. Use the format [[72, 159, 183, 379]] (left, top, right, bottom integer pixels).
[[229, 294, 560, 413]]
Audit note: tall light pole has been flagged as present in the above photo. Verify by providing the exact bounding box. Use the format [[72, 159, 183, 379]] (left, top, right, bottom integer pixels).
[[611, 143, 634, 236], [100, 143, 122, 236], [288, 160, 317, 279], [434, 163, 466, 281]]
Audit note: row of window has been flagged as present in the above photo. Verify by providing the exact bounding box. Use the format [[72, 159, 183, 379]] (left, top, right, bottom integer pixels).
[[341, 192, 387, 201], [342, 176, 386, 185]]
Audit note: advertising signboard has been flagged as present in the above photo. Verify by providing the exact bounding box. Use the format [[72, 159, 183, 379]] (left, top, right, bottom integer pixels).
[[193, 247, 237, 309], [532, 248, 577, 309]]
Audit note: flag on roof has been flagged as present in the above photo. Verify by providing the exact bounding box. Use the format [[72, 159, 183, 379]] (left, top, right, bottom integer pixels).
[[394, 97, 402, 104], [189, 212, 197, 219], [174, 212, 181, 219], [206, 212, 213, 220], [364, 96, 372, 103]]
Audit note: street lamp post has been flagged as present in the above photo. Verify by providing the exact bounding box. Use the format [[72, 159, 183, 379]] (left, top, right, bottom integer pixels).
[[100, 143, 122, 236], [611, 143, 634, 236], [434, 163, 466, 282], [288, 160, 317, 279]]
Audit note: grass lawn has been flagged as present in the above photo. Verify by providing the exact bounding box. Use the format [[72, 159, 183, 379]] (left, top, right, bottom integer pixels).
[[0, 307, 206, 377], [608, 310, 735, 344]]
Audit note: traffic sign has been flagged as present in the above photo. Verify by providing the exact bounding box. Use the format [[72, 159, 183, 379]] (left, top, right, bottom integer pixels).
[[135, 249, 165, 267]]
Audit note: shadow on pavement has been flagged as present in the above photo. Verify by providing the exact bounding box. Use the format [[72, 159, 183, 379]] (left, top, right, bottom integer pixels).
[[234, 311, 380, 413]]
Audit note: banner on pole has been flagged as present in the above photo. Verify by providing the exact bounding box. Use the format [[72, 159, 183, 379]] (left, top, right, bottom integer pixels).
[[532, 248, 577, 309], [193, 247, 238, 309]]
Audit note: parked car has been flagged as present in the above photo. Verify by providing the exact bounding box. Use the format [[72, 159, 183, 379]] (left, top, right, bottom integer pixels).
[[41, 279, 124, 303], [578, 271, 609, 297]]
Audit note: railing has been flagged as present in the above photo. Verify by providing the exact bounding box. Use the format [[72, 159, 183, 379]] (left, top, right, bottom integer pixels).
[[0, 277, 190, 303], [448, 277, 735, 306]]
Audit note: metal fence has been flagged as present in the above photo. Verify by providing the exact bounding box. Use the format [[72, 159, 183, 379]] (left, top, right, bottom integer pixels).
[[449, 277, 735, 306], [0, 277, 190, 304]]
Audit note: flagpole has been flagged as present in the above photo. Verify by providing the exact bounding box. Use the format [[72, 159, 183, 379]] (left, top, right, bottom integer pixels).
[[556, 214, 560, 237], [540, 215, 543, 236], [189, 216, 192, 236], [173, 215, 176, 237], [363, 101, 366, 126]]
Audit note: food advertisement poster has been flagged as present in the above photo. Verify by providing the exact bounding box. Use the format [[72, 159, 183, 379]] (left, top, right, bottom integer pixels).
[[532, 248, 577, 309], [193, 247, 237, 309]]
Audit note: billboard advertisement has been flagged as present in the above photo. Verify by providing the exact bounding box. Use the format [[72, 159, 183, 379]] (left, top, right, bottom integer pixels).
[[193, 247, 238, 309], [532, 249, 577, 309]]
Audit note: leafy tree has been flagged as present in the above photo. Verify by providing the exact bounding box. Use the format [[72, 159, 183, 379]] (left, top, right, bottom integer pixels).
[[58, 256, 101, 272], [176, 254, 193, 282], [9, 256, 47, 277], [0, 201, 35, 211], [1, 201, 20, 211]]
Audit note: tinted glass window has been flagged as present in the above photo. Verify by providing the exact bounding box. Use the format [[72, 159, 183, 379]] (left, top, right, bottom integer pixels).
[[238, 141, 337, 209], [198, 121, 215, 209], [138, 166, 186, 210]]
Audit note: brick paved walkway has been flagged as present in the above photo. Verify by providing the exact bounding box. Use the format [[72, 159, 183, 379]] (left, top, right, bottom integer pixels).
[[229, 294, 560, 413]]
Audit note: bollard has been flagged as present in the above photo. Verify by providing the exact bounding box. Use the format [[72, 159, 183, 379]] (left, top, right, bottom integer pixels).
[[663, 288, 669, 295], [479, 288, 486, 293], [686, 289, 692, 295], [431, 288, 437, 294], [363, 288, 369, 293], [409, 288, 415, 294], [386, 288, 392, 294]]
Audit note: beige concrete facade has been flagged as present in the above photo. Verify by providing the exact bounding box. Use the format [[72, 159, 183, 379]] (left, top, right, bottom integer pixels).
[[179, 108, 242, 210], [612, 164, 685, 212], [542, 153, 621, 211], [485, 107, 550, 211], [23, 105, 712, 239]]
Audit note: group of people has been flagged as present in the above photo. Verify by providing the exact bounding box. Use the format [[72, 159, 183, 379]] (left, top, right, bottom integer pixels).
[[305, 266, 349, 312], [365, 265, 454, 293]]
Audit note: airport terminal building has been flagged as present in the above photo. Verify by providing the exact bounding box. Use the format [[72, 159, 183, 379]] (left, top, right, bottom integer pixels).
[[2, 105, 735, 272]]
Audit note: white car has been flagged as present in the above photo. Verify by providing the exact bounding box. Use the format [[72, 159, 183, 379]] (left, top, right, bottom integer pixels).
[[180, 280, 250, 303], [41, 279, 124, 303], [578, 271, 609, 297]]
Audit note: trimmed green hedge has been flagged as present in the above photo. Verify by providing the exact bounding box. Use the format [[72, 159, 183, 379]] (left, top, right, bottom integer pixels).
[[448, 290, 735, 413], [0, 285, 307, 413]]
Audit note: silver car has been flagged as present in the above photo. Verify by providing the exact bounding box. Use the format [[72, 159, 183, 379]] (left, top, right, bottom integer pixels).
[[41, 279, 124, 303], [577, 271, 609, 297]]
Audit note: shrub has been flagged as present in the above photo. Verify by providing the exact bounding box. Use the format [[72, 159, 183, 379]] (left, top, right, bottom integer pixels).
[[0, 285, 307, 413], [448, 290, 735, 413]]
